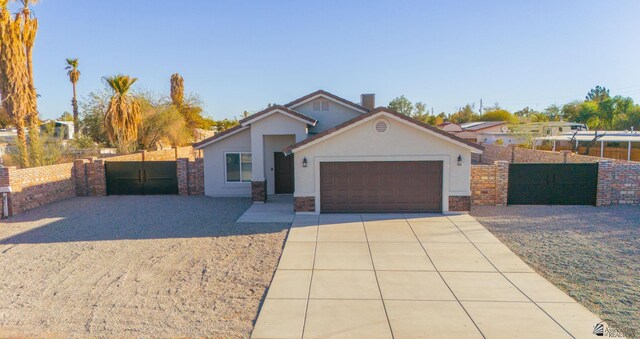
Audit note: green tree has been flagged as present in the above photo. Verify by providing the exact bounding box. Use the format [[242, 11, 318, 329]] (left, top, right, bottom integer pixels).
[[58, 111, 73, 121], [79, 90, 110, 145], [514, 107, 540, 118], [543, 104, 562, 121], [388, 95, 414, 116], [479, 107, 518, 123], [449, 104, 477, 124], [586, 85, 610, 102], [137, 93, 191, 149], [414, 102, 427, 116]]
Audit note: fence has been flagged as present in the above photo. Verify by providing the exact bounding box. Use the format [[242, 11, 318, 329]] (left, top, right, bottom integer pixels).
[[0, 146, 204, 218], [470, 145, 639, 207]]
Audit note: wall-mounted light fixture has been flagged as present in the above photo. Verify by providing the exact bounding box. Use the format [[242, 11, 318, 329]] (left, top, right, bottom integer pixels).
[[457, 155, 463, 166], [302, 157, 308, 168]]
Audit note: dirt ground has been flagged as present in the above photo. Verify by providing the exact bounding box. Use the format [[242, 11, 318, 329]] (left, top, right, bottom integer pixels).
[[0, 196, 289, 338], [472, 205, 640, 338]]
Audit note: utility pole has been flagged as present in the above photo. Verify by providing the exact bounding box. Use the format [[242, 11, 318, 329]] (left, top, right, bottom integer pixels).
[[479, 98, 483, 115]]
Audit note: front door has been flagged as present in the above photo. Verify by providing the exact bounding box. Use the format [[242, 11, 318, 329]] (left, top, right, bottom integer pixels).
[[274, 152, 294, 194]]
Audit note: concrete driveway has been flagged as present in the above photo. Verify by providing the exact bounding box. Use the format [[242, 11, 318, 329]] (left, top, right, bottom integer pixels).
[[252, 213, 602, 339]]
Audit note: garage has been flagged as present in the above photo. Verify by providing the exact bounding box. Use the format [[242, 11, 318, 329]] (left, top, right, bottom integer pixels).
[[320, 161, 443, 213], [285, 108, 484, 213]]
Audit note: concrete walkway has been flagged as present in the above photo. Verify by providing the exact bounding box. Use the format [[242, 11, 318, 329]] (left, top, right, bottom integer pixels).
[[237, 195, 295, 223], [252, 213, 602, 338]]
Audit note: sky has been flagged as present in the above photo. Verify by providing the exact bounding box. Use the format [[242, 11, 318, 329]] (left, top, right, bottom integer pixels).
[[20, 0, 640, 120]]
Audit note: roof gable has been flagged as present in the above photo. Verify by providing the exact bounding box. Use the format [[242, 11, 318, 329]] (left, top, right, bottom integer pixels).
[[240, 105, 317, 126], [284, 90, 370, 114], [193, 124, 249, 149], [285, 107, 484, 153]]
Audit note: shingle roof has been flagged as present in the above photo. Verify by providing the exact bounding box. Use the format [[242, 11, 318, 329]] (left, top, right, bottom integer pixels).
[[284, 107, 484, 153], [284, 90, 370, 112], [193, 105, 317, 149], [239, 105, 317, 126], [192, 124, 248, 149], [459, 121, 507, 131]]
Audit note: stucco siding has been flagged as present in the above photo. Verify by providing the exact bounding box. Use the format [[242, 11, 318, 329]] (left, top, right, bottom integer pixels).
[[264, 134, 296, 194], [202, 128, 252, 197], [293, 115, 473, 212], [249, 112, 308, 182], [294, 99, 363, 134]]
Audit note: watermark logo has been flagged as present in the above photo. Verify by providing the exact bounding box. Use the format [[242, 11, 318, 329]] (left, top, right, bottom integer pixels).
[[593, 320, 627, 337]]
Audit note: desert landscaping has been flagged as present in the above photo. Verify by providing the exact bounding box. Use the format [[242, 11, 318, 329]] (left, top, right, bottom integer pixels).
[[0, 196, 287, 338]]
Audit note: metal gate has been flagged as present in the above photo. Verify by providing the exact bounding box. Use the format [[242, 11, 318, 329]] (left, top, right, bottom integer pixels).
[[105, 161, 178, 195], [507, 163, 598, 205]]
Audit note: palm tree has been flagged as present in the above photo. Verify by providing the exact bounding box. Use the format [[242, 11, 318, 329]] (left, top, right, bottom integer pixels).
[[0, 0, 32, 166], [65, 58, 80, 127], [18, 0, 42, 166], [170, 73, 184, 107], [103, 75, 141, 153]]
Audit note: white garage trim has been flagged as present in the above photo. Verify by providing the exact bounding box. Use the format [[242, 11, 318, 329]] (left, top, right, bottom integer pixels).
[[296, 155, 453, 213]]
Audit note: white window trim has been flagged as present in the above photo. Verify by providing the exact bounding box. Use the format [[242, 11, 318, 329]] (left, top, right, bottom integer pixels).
[[224, 151, 252, 183]]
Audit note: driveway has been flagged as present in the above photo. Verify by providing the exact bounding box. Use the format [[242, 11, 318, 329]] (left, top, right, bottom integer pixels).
[[0, 196, 289, 338], [252, 213, 602, 338]]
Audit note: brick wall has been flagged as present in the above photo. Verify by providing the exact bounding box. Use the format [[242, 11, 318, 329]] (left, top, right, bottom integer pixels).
[[449, 196, 471, 211], [470, 161, 509, 207], [0, 147, 203, 218], [104, 146, 197, 162], [480, 144, 605, 164], [470, 165, 496, 206], [294, 196, 315, 212], [1, 163, 76, 215], [610, 161, 640, 205]]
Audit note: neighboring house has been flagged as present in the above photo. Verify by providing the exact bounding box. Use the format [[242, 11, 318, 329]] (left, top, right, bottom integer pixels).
[[516, 122, 588, 136], [457, 121, 508, 141], [476, 132, 527, 146], [40, 120, 75, 139], [194, 90, 483, 213], [437, 122, 463, 133], [536, 130, 640, 161], [476, 132, 525, 146]]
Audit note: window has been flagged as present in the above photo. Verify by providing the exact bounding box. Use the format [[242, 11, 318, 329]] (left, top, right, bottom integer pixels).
[[225, 152, 252, 183], [313, 100, 330, 111]]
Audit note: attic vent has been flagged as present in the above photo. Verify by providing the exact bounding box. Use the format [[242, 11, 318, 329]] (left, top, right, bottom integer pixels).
[[375, 119, 389, 133]]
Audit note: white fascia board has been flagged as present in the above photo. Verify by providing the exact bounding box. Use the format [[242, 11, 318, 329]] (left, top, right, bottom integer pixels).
[[241, 109, 317, 127], [193, 126, 250, 149]]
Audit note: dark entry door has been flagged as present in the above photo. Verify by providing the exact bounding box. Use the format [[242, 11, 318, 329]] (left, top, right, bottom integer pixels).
[[274, 152, 294, 194], [105, 161, 178, 195], [320, 161, 443, 213], [507, 163, 598, 205]]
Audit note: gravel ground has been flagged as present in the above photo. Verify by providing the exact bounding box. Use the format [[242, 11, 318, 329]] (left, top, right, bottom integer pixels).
[[471, 205, 640, 338], [0, 196, 289, 338]]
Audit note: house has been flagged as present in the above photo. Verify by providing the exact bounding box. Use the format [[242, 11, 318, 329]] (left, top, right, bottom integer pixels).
[[436, 122, 463, 132], [477, 132, 525, 146], [515, 122, 588, 136], [194, 90, 483, 213], [436, 121, 508, 142], [457, 121, 508, 141], [535, 130, 640, 161]]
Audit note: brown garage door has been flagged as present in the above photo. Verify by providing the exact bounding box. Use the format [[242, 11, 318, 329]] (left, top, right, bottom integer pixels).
[[320, 161, 443, 213]]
